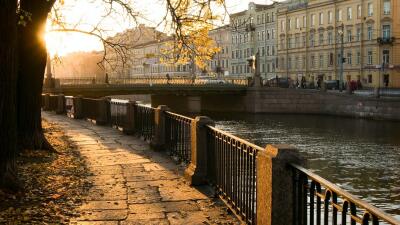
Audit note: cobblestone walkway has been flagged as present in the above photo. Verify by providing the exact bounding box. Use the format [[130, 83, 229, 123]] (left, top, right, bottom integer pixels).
[[42, 112, 239, 225]]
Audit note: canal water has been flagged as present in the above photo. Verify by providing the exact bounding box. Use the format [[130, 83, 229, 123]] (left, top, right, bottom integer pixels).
[[206, 112, 400, 219]]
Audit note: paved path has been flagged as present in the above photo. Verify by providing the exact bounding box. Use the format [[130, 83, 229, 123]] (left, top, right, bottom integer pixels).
[[42, 112, 239, 225]]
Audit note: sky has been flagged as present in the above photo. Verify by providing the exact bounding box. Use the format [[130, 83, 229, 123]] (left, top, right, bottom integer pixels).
[[45, 0, 278, 57]]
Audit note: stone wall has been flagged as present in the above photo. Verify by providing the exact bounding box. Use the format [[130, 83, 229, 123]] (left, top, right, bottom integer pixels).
[[200, 88, 400, 121]]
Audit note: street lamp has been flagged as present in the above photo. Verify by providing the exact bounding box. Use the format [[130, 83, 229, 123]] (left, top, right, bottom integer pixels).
[[338, 24, 344, 92]]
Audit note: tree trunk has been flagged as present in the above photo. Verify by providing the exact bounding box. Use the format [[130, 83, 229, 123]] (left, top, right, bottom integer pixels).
[[0, 0, 20, 190], [17, 0, 55, 150]]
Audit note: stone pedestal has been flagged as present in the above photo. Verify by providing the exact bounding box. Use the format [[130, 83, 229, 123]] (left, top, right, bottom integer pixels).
[[123, 101, 136, 134], [184, 116, 214, 185], [256, 144, 304, 225], [150, 105, 169, 151]]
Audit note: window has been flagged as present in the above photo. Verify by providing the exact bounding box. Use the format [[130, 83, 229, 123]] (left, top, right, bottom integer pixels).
[[272, 12, 275, 22], [368, 3, 373, 16], [257, 15, 260, 24], [328, 11, 333, 24], [319, 54, 324, 68], [337, 9, 343, 21], [356, 51, 361, 64], [367, 25, 373, 40], [295, 36, 300, 48], [288, 36, 293, 48], [266, 30, 270, 40], [383, 25, 391, 39], [266, 13, 270, 23], [261, 31, 265, 41], [280, 38, 285, 50], [368, 74, 372, 83], [302, 34, 306, 47], [329, 53, 334, 66], [303, 16, 307, 27], [383, 50, 390, 64], [311, 14, 315, 26], [328, 32, 333, 44], [281, 20, 285, 32], [272, 46, 275, 55], [347, 7, 352, 20], [356, 28, 361, 41], [384, 0, 391, 15], [319, 13, 323, 25], [288, 18, 292, 30], [271, 29, 275, 39], [295, 56, 299, 69], [347, 29, 352, 42], [262, 14, 265, 23], [288, 57, 292, 69], [347, 52, 352, 64], [311, 55, 315, 68], [262, 47, 265, 56], [367, 50, 373, 65], [296, 17, 300, 29], [319, 33, 324, 45], [310, 33, 315, 47], [302, 55, 306, 69], [267, 46, 270, 56], [357, 5, 361, 18]]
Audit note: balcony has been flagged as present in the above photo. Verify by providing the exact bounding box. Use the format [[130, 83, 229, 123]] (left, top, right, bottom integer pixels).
[[377, 37, 395, 45]]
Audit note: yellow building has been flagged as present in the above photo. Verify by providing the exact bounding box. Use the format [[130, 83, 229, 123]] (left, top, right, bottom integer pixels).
[[277, 0, 400, 88]]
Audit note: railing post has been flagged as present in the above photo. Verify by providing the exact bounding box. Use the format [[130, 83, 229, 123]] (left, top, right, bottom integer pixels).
[[123, 100, 136, 134], [151, 105, 169, 150], [43, 94, 51, 111], [56, 94, 65, 114], [184, 116, 214, 185], [96, 97, 110, 125], [73, 96, 83, 119], [257, 144, 303, 225]]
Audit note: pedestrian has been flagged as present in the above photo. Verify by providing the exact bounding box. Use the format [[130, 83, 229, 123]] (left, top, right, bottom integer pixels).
[[166, 73, 170, 85]]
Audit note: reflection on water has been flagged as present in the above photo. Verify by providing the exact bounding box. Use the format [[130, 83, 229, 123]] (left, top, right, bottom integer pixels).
[[208, 112, 400, 219]]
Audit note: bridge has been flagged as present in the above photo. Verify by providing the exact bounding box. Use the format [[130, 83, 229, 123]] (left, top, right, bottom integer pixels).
[[44, 77, 251, 96], [41, 94, 400, 225]]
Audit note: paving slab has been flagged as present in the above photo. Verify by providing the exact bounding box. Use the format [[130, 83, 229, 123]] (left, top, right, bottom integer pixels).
[[42, 112, 240, 225]]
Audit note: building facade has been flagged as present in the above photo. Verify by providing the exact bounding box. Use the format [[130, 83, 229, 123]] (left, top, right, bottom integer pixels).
[[230, 2, 278, 79], [276, 0, 400, 88], [208, 25, 231, 77]]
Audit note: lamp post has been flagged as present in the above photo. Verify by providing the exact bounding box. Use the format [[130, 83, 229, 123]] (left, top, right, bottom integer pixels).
[[338, 23, 344, 92]]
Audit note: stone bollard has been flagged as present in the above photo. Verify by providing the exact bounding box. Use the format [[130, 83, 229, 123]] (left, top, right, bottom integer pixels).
[[257, 144, 304, 225], [123, 101, 136, 134], [184, 116, 214, 185], [150, 105, 169, 151], [72, 96, 83, 119], [56, 94, 65, 114], [96, 97, 110, 125], [43, 94, 51, 111]]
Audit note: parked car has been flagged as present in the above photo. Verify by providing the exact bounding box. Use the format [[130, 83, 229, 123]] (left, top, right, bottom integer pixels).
[[196, 77, 226, 84], [323, 80, 339, 90], [263, 77, 289, 88]]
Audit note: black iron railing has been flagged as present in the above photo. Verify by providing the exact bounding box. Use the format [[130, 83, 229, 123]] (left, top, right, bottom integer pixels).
[[49, 95, 59, 111], [110, 99, 129, 129], [165, 111, 193, 163], [291, 164, 399, 225], [81, 98, 101, 121], [134, 104, 155, 140], [206, 126, 263, 225]]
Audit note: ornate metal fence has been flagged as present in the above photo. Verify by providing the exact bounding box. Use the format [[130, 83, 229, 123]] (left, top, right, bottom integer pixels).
[[134, 104, 155, 140], [164, 111, 193, 163], [110, 99, 129, 129], [291, 164, 399, 225], [206, 126, 263, 225], [81, 98, 100, 121]]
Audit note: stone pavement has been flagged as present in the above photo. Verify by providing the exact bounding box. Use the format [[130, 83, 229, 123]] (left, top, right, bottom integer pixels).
[[42, 112, 240, 225]]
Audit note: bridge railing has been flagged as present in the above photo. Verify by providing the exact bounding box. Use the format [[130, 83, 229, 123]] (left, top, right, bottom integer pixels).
[[165, 111, 193, 163], [56, 76, 250, 87], [41, 94, 400, 225]]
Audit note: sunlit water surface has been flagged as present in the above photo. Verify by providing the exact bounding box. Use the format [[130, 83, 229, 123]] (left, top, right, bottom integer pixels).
[[207, 112, 400, 220]]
